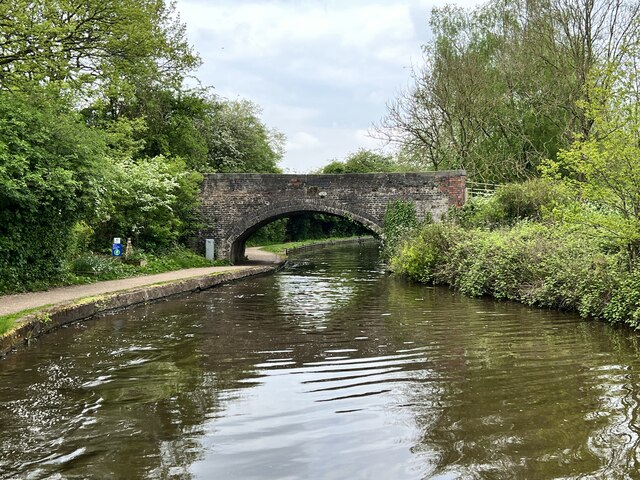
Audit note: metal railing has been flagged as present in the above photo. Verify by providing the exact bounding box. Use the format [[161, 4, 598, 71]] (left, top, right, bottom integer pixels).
[[466, 181, 500, 198]]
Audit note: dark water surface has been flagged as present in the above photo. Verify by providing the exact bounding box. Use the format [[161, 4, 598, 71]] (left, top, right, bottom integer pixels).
[[2, 244, 640, 479]]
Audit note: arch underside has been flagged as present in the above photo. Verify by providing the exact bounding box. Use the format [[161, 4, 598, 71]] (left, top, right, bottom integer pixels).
[[225, 201, 383, 263]]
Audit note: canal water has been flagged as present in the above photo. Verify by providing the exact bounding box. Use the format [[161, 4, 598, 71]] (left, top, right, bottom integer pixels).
[[2, 243, 640, 479]]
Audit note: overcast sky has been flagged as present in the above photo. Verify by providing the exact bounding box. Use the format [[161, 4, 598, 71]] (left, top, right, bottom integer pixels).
[[175, 0, 480, 173]]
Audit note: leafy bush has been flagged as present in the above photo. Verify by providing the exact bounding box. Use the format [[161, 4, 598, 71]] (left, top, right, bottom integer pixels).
[[322, 149, 397, 173], [143, 246, 217, 271], [91, 156, 202, 252], [0, 90, 109, 292], [68, 222, 95, 258], [72, 255, 121, 275], [391, 224, 455, 283], [454, 179, 569, 228], [391, 220, 640, 328], [383, 200, 421, 257], [69, 247, 223, 283]]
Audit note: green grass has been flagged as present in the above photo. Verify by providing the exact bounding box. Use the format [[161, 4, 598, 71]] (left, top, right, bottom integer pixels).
[[257, 236, 371, 255], [0, 247, 231, 295], [65, 247, 229, 285], [0, 305, 53, 336]]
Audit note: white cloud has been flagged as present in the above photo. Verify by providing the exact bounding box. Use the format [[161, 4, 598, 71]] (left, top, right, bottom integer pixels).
[[182, 2, 416, 57], [278, 126, 389, 173], [355, 128, 384, 150], [176, 0, 481, 172], [287, 132, 321, 152]]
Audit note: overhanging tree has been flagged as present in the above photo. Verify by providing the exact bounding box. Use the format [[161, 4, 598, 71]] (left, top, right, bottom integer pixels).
[[376, 0, 640, 183], [547, 61, 640, 265], [0, 0, 199, 95]]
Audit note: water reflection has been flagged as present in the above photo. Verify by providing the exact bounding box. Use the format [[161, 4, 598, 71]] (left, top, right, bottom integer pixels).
[[3, 244, 640, 478]]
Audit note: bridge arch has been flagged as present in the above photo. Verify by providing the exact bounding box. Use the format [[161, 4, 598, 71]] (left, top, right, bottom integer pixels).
[[199, 172, 466, 263], [226, 200, 383, 263]]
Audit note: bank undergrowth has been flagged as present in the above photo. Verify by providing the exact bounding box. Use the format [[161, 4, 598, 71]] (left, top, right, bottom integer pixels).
[[388, 180, 640, 329], [3, 247, 228, 295], [257, 236, 370, 255]]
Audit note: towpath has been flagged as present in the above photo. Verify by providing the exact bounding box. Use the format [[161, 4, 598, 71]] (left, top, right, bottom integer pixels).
[[0, 248, 281, 316]]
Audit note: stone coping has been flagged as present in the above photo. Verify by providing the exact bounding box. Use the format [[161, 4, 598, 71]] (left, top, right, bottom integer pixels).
[[203, 170, 467, 179], [283, 236, 378, 255], [0, 265, 278, 359]]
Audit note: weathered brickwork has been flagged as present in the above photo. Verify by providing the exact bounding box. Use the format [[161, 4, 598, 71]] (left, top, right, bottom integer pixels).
[[200, 171, 466, 262]]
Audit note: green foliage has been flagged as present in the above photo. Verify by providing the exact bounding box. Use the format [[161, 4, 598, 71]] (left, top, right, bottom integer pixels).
[[86, 88, 284, 175], [453, 179, 569, 228], [0, 313, 19, 336], [544, 63, 640, 263], [0, 90, 109, 291], [0, 0, 288, 294], [247, 213, 371, 247], [201, 99, 284, 173], [0, 0, 199, 95], [70, 247, 226, 282], [390, 224, 454, 282], [377, 0, 640, 182], [246, 219, 288, 246], [0, 306, 52, 336], [383, 200, 420, 256], [286, 213, 368, 241], [86, 89, 208, 166], [603, 272, 640, 326], [68, 222, 95, 259], [72, 255, 119, 276], [35, 311, 52, 324], [391, 220, 640, 328], [322, 149, 398, 174], [91, 156, 202, 251], [140, 247, 228, 271]]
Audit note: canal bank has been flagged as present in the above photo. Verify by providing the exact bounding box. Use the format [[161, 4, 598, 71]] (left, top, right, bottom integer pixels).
[[3, 241, 640, 478], [278, 236, 377, 257], [0, 247, 284, 357], [0, 238, 371, 358], [0, 265, 280, 358]]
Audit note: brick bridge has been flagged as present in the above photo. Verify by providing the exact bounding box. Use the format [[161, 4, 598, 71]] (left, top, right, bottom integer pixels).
[[200, 171, 466, 263]]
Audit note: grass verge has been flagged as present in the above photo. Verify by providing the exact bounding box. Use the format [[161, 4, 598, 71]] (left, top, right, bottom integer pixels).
[[0, 267, 238, 336], [258, 236, 371, 255], [0, 305, 53, 336], [0, 247, 230, 295]]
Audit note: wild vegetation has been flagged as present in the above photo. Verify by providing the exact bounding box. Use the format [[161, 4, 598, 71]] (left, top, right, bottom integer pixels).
[[0, 0, 284, 293], [376, 0, 640, 184], [321, 149, 399, 174], [389, 180, 640, 328], [382, 0, 640, 327]]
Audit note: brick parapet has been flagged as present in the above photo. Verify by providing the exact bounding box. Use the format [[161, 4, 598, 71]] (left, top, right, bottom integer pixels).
[[200, 171, 466, 262]]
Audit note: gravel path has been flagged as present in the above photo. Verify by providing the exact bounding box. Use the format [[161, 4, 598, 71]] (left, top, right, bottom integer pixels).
[[0, 248, 282, 316]]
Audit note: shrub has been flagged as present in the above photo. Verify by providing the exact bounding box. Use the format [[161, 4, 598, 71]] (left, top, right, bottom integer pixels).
[[68, 221, 95, 258], [391, 224, 454, 282], [0, 90, 109, 292], [72, 255, 122, 275], [454, 179, 569, 228], [90, 156, 202, 252], [391, 219, 640, 329], [603, 272, 640, 327], [383, 200, 423, 257]]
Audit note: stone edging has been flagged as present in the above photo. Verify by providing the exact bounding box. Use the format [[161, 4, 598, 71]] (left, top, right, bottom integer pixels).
[[283, 236, 378, 256], [0, 265, 278, 359]]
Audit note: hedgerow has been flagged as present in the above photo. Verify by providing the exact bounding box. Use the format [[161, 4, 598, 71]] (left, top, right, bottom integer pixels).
[[389, 177, 640, 329], [391, 221, 640, 327]]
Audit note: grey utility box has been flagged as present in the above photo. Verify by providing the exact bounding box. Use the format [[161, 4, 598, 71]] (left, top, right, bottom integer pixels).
[[205, 239, 215, 261]]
